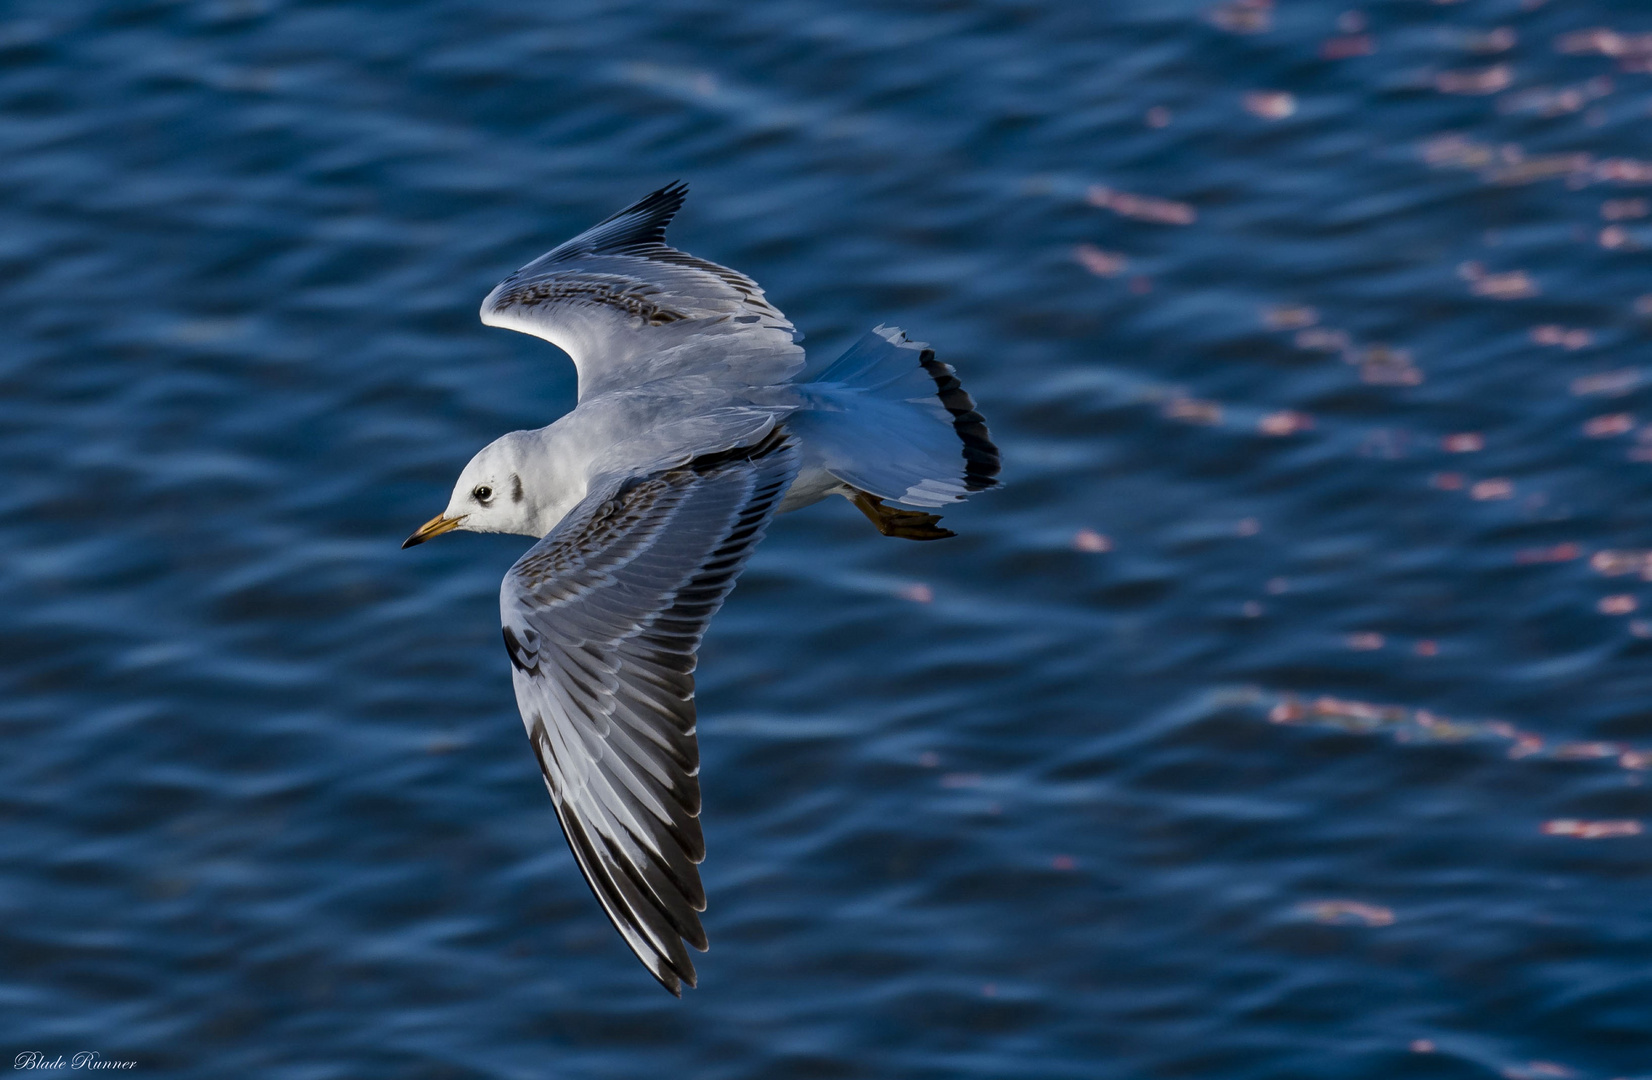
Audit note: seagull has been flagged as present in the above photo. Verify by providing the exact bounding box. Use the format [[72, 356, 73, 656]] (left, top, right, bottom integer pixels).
[[403, 183, 999, 994]]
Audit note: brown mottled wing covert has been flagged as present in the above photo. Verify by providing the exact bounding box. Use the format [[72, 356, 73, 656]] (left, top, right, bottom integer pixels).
[[499, 427, 798, 994]]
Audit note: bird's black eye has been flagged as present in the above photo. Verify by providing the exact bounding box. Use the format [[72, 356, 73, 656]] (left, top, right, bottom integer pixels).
[[472, 485, 493, 502]]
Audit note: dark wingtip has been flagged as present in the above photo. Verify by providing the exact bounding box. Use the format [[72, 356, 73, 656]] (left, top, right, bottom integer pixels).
[[639, 179, 689, 219], [917, 350, 1002, 492], [584, 181, 689, 255], [651, 954, 697, 997], [506, 182, 692, 274]]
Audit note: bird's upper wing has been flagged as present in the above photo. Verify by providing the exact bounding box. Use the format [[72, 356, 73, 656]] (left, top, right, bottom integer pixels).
[[499, 426, 799, 995], [481, 183, 804, 401]]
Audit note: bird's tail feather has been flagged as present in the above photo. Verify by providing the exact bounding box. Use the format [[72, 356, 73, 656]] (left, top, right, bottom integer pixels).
[[790, 326, 1001, 511]]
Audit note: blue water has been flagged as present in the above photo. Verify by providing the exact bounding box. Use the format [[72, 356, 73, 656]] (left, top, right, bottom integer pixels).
[[6, 0, 1652, 1076]]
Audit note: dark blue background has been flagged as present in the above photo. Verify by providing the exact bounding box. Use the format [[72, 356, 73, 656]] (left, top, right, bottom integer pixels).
[[4, 1, 1652, 1076]]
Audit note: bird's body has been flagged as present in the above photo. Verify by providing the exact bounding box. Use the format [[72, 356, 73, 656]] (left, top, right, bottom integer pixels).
[[405, 184, 999, 994]]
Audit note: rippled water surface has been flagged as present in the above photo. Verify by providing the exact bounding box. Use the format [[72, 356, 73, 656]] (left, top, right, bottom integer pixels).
[[6, 1, 1652, 1076]]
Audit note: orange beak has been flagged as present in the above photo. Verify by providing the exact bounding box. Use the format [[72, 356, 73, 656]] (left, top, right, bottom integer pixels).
[[402, 513, 465, 549]]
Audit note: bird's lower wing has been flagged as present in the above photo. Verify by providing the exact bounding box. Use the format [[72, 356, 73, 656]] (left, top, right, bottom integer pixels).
[[499, 427, 798, 994]]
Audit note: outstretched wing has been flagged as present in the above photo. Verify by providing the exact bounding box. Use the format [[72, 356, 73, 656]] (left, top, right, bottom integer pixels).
[[499, 427, 799, 994], [481, 183, 804, 401]]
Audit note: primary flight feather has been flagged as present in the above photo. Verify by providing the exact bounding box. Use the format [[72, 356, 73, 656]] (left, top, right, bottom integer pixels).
[[403, 183, 1000, 994]]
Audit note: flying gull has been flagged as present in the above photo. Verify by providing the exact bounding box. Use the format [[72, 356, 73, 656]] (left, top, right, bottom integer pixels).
[[403, 183, 1000, 994]]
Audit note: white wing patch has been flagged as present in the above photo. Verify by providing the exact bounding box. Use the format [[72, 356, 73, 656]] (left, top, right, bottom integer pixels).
[[481, 183, 804, 400]]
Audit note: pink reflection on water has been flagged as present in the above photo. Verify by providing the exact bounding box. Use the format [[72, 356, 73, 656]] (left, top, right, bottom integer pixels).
[[1470, 478, 1514, 500], [1596, 157, 1652, 183], [1570, 368, 1639, 396], [1164, 397, 1223, 425], [1261, 304, 1317, 329], [1557, 27, 1652, 66], [1553, 742, 1621, 760], [1258, 410, 1314, 436], [1501, 1063, 1578, 1080], [1295, 327, 1351, 352], [1359, 347, 1424, 385], [1600, 225, 1636, 249], [1484, 152, 1593, 187], [1086, 185, 1197, 225], [1072, 529, 1111, 553], [1072, 243, 1127, 277], [1321, 34, 1376, 59], [1498, 76, 1611, 118], [1460, 261, 1539, 299], [1422, 133, 1496, 169], [1296, 899, 1396, 926], [1602, 197, 1649, 220], [1515, 542, 1581, 564], [1583, 413, 1634, 437], [1207, 0, 1271, 34], [1558, 28, 1649, 56], [1530, 324, 1593, 349], [1243, 91, 1296, 119], [1466, 27, 1516, 53], [1541, 819, 1642, 839], [1590, 549, 1652, 578], [1262, 692, 1652, 777], [1437, 63, 1513, 94]]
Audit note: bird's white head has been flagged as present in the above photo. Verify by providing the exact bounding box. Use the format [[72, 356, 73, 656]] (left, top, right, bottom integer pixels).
[[403, 431, 562, 547]]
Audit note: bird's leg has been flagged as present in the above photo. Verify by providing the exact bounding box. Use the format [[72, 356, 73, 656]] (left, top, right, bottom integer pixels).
[[848, 489, 956, 541]]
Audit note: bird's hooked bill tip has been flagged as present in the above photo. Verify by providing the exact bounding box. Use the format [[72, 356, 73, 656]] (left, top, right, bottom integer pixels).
[[402, 513, 465, 548]]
